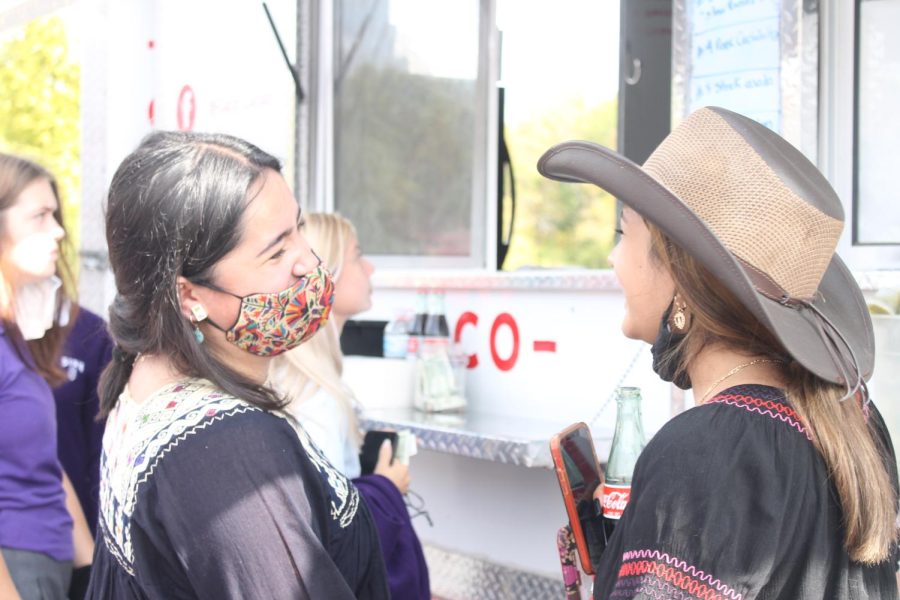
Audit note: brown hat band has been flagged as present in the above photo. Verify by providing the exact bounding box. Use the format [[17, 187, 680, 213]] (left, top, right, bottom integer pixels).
[[735, 254, 864, 403]]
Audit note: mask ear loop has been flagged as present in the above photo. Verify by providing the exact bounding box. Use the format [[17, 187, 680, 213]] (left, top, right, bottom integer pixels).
[[190, 252, 328, 337]]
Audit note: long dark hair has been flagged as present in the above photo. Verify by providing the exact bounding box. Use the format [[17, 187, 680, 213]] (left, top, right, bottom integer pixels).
[[98, 131, 287, 417], [0, 152, 74, 386], [648, 223, 897, 564]]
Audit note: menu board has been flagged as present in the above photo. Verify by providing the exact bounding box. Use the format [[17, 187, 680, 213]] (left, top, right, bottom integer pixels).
[[688, 0, 781, 131]]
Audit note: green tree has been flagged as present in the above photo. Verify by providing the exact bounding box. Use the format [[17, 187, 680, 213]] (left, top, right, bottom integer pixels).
[[336, 65, 475, 256], [0, 15, 81, 263], [504, 97, 618, 270]]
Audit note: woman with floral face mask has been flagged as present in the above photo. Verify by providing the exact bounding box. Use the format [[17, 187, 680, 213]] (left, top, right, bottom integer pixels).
[[85, 132, 389, 599], [0, 153, 94, 600]]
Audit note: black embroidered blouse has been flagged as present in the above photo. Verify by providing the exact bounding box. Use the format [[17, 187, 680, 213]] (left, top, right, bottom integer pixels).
[[592, 384, 899, 600], [85, 379, 389, 599]]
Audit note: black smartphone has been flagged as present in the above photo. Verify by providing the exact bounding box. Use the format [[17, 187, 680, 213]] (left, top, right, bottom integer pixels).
[[359, 430, 399, 475], [550, 422, 604, 574]]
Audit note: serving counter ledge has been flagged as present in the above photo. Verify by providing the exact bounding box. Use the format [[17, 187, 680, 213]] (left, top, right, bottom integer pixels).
[[360, 407, 612, 469]]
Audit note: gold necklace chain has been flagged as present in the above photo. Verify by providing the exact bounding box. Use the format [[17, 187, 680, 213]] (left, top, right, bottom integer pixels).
[[700, 358, 783, 404]]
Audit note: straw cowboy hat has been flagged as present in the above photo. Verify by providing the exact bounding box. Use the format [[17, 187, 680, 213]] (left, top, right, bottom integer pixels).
[[537, 106, 873, 392]]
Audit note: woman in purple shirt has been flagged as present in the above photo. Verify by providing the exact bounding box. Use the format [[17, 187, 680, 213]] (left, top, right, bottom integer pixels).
[[0, 153, 94, 600]]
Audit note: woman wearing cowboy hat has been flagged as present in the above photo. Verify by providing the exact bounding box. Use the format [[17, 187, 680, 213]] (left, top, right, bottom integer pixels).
[[539, 107, 898, 599]]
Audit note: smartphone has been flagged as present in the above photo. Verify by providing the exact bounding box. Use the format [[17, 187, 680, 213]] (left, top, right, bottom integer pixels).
[[550, 422, 603, 575], [359, 430, 399, 475]]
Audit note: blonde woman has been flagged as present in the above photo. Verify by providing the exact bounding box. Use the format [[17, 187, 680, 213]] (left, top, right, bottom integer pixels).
[[270, 213, 430, 600]]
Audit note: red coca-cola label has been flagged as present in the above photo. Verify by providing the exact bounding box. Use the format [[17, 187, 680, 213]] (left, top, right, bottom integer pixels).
[[601, 483, 631, 520]]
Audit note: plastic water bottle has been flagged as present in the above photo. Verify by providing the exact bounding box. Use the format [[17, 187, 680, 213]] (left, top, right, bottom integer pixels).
[[383, 310, 412, 359], [407, 290, 428, 358]]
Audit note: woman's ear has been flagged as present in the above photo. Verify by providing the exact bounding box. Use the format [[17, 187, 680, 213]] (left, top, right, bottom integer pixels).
[[175, 276, 207, 322]]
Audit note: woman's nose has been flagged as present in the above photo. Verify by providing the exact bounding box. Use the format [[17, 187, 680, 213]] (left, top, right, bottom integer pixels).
[[292, 247, 320, 277], [51, 217, 65, 241]]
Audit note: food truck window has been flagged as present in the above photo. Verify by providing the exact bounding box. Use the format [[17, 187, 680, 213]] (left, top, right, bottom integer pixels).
[[329, 0, 622, 270], [853, 0, 900, 246], [495, 0, 620, 271], [332, 0, 485, 268], [819, 0, 900, 269]]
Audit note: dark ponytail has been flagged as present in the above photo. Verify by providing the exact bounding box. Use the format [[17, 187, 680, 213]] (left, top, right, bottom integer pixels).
[[98, 131, 287, 417]]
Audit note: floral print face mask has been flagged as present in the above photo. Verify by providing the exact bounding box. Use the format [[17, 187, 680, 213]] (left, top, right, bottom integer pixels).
[[202, 262, 335, 357]]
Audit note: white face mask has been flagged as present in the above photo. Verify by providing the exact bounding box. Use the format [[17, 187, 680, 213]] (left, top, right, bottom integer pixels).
[[15, 275, 69, 340]]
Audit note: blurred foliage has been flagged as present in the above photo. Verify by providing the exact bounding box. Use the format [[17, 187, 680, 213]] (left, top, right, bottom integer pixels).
[[333, 0, 616, 267], [503, 97, 618, 270], [337, 65, 619, 268], [0, 15, 81, 271], [336, 65, 474, 256]]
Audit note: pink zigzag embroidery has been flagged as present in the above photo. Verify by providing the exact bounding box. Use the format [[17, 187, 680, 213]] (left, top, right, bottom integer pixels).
[[612, 575, 691, 600], [708, 396, 810, 440], [620, 549, 744, 600]]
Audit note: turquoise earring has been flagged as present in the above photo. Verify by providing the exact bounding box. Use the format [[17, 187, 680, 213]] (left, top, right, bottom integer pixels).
[[190, 304, 208, 344]]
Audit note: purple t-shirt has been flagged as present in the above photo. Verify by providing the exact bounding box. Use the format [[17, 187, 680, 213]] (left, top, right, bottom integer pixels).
[[0, 322, 73, 561], [53, 308, 113, 536]]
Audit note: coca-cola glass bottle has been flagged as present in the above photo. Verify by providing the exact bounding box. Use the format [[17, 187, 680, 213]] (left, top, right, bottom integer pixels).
[[423, 290, 450, 338], [407, 289, 429, 357], [601, 387, 646, 540]]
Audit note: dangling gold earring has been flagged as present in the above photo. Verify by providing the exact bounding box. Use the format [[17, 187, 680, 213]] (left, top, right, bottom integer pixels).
[[669, 295, 691, 333]]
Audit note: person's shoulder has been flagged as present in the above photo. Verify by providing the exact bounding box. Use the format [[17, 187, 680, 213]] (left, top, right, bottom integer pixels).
[[67, 307, 113, 353], [142, 387, 357, 516], [0, 324, 33, 385], [287, 385, 341, 424], [654, 384, 809, 445], [145, 380, 312, 459], [638, 384, 818, 485], [105, 380, 303, 492], [73, 306, 106, 329]]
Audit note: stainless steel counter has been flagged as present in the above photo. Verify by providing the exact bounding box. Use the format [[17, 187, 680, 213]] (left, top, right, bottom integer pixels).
[[360, 407, 613, 469]]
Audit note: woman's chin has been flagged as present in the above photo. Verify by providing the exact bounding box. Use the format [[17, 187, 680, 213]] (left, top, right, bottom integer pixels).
[[620, 321, 655, 345], [14, 269, 55, 285]]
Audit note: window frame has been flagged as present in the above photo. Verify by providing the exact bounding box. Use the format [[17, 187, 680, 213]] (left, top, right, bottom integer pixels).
[[819, 0, 900, 269], [308, 0, 499, 271], [851, 0, 900, 248]]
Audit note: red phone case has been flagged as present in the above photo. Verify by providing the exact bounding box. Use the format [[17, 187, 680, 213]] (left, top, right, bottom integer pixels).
[[550, 422, 602, 576]]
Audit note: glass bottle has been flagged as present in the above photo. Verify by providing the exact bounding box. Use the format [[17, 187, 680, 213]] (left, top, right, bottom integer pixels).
[[407, 289, 429, 357], [601, 387, 646, 539], [423, 290, 450, 338], [413, 290, 465, 412]]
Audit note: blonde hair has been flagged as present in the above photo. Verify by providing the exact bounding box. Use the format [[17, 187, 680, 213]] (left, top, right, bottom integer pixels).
[[269, 213, 362, 446], [649, 225, 897, 564]]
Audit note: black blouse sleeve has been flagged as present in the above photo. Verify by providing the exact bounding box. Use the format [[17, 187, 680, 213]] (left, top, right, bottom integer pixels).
[[592, 391, 845, 600], [129, 411, 370, 600]]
